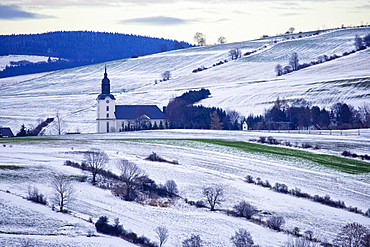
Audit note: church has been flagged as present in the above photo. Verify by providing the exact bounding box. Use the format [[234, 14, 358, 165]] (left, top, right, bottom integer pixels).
[[96, 68, 168, 133]]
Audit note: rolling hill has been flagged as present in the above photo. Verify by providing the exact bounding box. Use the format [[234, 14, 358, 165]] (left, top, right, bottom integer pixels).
[[0, 27, 369, 135]]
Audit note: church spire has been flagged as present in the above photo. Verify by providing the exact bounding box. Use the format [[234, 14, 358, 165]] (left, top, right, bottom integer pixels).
[[101, 65, 110, 95]]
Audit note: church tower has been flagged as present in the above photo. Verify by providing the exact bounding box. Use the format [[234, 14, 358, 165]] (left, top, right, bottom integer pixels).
[[97, 66, 116, 133]]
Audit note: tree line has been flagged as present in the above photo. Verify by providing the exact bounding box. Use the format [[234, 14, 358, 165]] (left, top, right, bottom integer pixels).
[[0, 31, 193, 78], [166, 89, 241, 130], [247, 98, 370, 130]]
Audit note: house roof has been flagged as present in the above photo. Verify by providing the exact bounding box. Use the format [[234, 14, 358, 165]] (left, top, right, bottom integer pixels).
[[0, 127, 14, 137], [115, 105, 167, 120]]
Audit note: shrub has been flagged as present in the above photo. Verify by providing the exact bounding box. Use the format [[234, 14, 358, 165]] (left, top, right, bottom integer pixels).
[[267, 216, 285, 231], [365, 208, 370, 217], [245, 175, 254, 184], [233, 201, 258, 219], [27, 186, 48, 205], [164, 180, 179, 196], [182, 234, 203, 247], [230, 229, 254, 247], [273, 183, 289, 193]]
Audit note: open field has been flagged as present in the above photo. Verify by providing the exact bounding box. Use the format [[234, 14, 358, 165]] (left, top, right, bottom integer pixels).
[[1, 129, 369, 246]]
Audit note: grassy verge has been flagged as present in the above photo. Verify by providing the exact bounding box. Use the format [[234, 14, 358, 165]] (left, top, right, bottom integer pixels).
[[122, 138, 370, 175]]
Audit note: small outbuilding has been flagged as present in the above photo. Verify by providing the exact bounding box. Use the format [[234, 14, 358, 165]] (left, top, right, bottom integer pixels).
[[242, 121, 248, 131], [0, 127, 14, 138]]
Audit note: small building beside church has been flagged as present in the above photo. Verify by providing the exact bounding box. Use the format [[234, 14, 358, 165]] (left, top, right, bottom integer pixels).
[[96, 68, 168, 133], [0, 127, 14, 138]]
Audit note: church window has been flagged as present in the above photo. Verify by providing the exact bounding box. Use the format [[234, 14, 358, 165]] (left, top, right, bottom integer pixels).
[[106, 122, 110, 133], [106, 106, 109, 111], [107, 113, 109, 118]]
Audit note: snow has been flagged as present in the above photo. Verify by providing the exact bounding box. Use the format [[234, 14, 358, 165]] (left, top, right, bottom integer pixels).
[[0, 27, 370, 246], [0, 55, 58, 70], [0, 129, 369, 246], [1, 27, 370, 134]]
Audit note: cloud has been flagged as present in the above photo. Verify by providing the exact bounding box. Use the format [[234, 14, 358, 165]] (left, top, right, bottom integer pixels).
[[280, 12, 302, 16], [0, 5, 53, 19], [119, 16, 197, 25]]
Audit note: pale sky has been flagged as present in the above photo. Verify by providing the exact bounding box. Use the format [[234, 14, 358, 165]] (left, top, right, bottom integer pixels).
[[0, 0, 369, 44]]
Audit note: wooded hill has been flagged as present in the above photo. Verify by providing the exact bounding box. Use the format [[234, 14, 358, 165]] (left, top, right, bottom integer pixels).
[[0, 31, 194, 77]]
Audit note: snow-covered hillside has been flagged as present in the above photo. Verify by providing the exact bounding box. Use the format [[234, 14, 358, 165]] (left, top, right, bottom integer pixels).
[[0, 27, 369, 134], [0, 130, 369, 246]]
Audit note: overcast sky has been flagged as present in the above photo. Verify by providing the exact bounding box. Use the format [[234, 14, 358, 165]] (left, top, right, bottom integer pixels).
[[0, 0, 369, 44]]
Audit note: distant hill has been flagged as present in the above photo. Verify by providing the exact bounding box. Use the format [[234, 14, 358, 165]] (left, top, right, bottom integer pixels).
[[0, 31, 194, 77]]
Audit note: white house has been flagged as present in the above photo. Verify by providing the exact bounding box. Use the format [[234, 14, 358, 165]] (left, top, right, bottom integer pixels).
[[96, 68, 168, 133]]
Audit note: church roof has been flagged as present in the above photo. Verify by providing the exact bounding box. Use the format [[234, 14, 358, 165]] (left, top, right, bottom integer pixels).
[[97, 93, 116, 100], [115, 105, 167, 120]]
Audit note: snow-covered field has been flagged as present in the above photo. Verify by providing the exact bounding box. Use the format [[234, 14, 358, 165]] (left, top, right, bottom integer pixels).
[[0, 27, 369, 134], [0, 129, 369, 246], [0, 27, 370, 246]]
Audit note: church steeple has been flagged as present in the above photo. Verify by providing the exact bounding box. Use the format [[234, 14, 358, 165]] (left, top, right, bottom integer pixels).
[[97, 65, 115, 100], [101, 65, 111, 95]]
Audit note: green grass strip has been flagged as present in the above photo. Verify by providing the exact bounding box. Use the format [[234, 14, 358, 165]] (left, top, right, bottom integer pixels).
[[122, 138, 370, 175]]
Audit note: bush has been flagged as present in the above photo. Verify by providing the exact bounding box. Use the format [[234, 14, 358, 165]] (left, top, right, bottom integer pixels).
[[27, 186, 47, 205], [182, 234, 203, 247], [164, 180, 179, 196], [273, 183, 289, 193], [267, 216, 285, 231], [230, 229, 254, 247], [245, 175, 254, 184], [365, 208, 370, 217], [233, 201, 258, 219]]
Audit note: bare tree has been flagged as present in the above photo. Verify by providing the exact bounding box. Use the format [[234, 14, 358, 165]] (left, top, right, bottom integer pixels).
[[155, 226, 169, 247], [230, 229, 254, 247], [117, 159, 147, 201], [288, 27, 295, 33], [218, 36, 227, 44], [194, 32, 206, 46], [285, 237, 320, 247], [275, 64, 283, 76], [233, 201, 257, 219], [289, 52, 300, 71], [162, 71, 171, 81], [333, 222, 369, 247], [83, 149, 109, 185], [51, 111, 66, 135], [203, 185, 223, 211], [50, 174, 75, 212], [229, 48, 242, 60]]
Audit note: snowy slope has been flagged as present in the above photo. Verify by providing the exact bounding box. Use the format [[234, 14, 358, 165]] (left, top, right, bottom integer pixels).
[[0, 27, 369, 134], [0, 130, 369, 246]]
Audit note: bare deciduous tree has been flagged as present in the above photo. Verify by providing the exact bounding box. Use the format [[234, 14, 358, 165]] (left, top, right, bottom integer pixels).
[[117, 159, 147, 201], [50, 174, 75, 212], [333, 222, 370, 247], [155, 226, 169, 247], [229, 48, 242, 60], [285, 237, 320, 247], [230, 229, 254, 247], [218, 36, 227, 44], [275, 64, 283, 76], [203, 185, 223, 211], [162, 71, 171, 81], [83, 149, 109, 185], [289, 52, 300, 71], [194, 32, 206, 46]]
